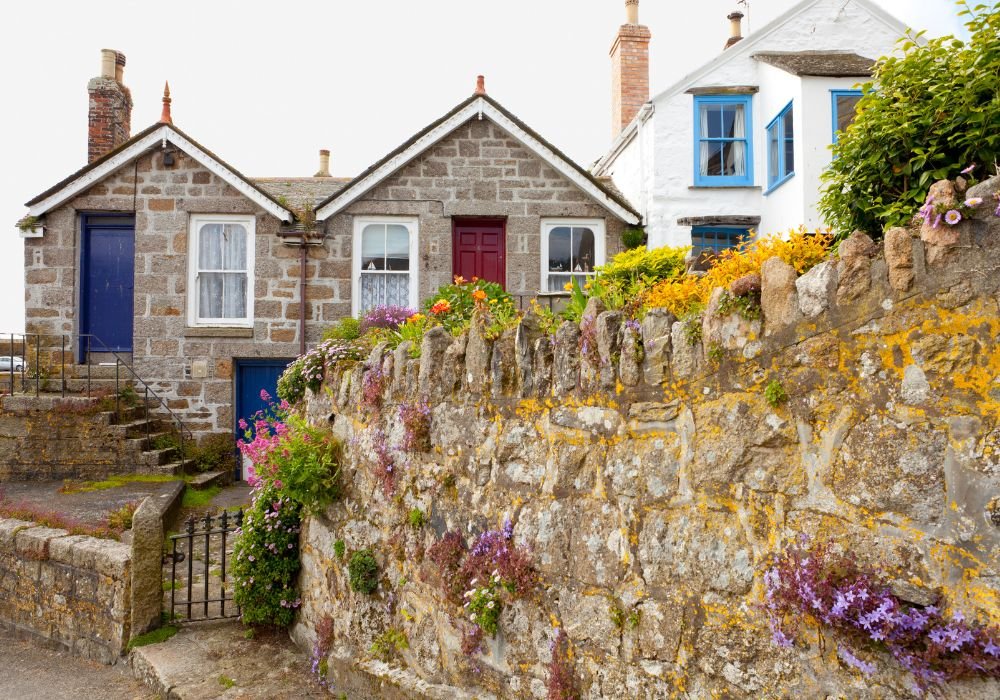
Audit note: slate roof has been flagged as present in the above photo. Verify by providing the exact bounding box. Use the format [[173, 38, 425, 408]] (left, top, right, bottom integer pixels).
[[253, 177, 352, 210], [751, 51, 877, 77], [314, 93, 640, 222]]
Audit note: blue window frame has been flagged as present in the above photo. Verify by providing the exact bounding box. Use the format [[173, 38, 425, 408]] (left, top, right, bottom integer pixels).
[[766, 101, 794, 192], [691, 225, 751, 254], [831, 90, 863, 144], [693, 95, 754, 187]]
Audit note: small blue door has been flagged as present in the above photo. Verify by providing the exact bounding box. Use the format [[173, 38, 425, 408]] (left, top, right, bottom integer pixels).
[[234, 359, 293, 473], [81, 215, 135, 354]]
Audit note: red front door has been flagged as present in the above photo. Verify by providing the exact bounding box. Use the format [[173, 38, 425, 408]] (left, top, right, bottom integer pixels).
[[452, 219, 506, 287]]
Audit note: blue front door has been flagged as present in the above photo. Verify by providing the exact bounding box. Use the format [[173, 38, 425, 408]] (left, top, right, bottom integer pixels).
[[235, 359, 293, 480], [81, 215, 135, 354]]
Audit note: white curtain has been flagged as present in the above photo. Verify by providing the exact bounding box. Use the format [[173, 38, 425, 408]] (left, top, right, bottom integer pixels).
[[699, 106, 711, 177], [359, 223, 410, 312], [198, 223, 247, 319], [729, 105, 746, 176]]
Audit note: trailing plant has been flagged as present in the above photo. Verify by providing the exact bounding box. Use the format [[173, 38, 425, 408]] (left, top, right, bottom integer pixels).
[[232, 482, 302, 627], [764, 538, 1000, 689], [348, 549, 380, 594], [429, 521, 536, 647], [277, 340, 362, 405], [399, 401, 432, 452], [238, 394, 341, 514], [818, 2, 1000, 237], [764, 380, 788, 408], [370, 428, 397, 496], [716, 290, 762, 322], [371, 628, 409, 661], [361, 365, 387, 411]]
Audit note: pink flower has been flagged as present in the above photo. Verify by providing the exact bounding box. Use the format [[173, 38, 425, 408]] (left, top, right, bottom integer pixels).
[[238, 418, 248, 430], [961, 163, 977, 175], [944, 209, 962, 226], [260, 389, 272, 402]]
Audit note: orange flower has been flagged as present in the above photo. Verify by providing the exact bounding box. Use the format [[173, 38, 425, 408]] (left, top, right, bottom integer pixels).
[[407, 313, 425, 324], [472, 289, 487, 302], [453, 275, 466, 285], [471, 276, 479, 283], [430, 299, 452, 315]]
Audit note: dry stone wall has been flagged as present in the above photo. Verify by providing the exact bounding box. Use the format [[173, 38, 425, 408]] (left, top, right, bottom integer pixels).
[[294, 181, 1000, 698]]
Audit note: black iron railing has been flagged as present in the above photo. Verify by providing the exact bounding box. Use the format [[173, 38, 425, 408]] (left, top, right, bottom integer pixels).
[[0, 331, 193, 459], [168, 510, 243, 622]]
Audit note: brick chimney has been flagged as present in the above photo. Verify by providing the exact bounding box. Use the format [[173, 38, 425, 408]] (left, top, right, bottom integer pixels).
[[610, 0, 651, 138], [725, 11, 744, 49], [87, 49, 132, 163]]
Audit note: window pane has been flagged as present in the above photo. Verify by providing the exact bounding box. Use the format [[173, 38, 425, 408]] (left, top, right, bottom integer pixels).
[[703, 105, 721, 138], [704, 142, 724, 176], [768, 125, 780, 184], [548, 226, 571, 272], [361, 224, 386, 271], [722, 106, 738, 138], [571, 227, 595, 272], [547, 272, 594, 293], [199, 272, 246, 319], [721, 141, 746, 176], [360, 272, 409, 313], [783, 108, 794, 138], [385, 224, 409, 272], [198, 223, 247, 271], [836, 94, 862, 133], [783, 139, 794, 177]]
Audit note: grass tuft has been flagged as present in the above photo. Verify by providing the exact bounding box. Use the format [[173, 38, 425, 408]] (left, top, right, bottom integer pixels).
[[181, 485, 221, 509], [126, 625, 178, 650]]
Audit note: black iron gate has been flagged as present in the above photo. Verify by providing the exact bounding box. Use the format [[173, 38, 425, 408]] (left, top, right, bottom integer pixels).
[[168, 510, 243, 622]]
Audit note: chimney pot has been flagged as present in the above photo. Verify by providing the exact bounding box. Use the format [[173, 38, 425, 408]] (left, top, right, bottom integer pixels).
[[100, 49, 116, 79], [725, 11, 744, 48], [475, 75, 486, 95], [315, 149, 331, 178], [626, 0, 639, 25], [159, 82, 172, 124], [114, 51, 126, 83]]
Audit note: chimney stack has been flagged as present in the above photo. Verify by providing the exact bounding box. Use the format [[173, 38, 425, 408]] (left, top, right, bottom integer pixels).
[[610, 0, 651, 138], [725, 11, 744, 49], [315, 149, 331, 178], [87, 48, 132, 163]]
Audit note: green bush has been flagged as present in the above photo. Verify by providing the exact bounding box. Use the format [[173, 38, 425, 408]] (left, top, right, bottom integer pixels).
[[232, 483, 302, 627], [187, 433, 237, 474], [764, 380, 788, 408], [322, 317, 361, 342], [819, 2, 1000, 237], [596, 245, 688, 284], [621, 227, 645, 249], [348, 549, 379, 594]]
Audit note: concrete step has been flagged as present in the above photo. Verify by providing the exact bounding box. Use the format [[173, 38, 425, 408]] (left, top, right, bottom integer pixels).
[[187, 470, 231, 489], [141, 460, 195, 477], [135, 445, 181, 466]]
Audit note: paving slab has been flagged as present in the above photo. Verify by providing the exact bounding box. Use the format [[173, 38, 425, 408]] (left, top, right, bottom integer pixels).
[[0, 633, 155, 700], [130, 620, 329, 699], [1, 479, 182, 526]]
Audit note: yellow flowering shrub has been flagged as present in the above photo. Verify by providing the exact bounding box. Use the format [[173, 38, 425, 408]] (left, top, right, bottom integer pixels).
[[643, 228, 833, 318]]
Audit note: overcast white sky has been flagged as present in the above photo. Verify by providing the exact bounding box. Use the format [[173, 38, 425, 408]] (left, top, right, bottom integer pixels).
[[0, 0, 966, 333]]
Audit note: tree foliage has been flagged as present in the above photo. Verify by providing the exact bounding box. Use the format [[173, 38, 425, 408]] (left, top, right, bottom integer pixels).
[[819, 2, 1000, 238]]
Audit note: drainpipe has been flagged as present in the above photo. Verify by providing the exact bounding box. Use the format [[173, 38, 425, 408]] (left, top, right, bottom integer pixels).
[[299, 234, 307, 357]]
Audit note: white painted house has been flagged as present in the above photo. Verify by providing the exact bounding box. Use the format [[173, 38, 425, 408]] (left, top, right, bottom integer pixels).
[[596, 0, 909, 251]]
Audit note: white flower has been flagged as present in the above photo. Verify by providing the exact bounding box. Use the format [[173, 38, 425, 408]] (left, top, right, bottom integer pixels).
[[965, 197, 983, 207], [470, 615, 476, 622], [487, 601, 495, 609], [470, 578, 478, 586]]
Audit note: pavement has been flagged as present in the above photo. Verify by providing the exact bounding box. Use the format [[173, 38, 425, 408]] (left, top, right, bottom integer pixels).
[[1, 479, 182, 526], [0, 634, 156, 700], [130, 620, 330, 699]]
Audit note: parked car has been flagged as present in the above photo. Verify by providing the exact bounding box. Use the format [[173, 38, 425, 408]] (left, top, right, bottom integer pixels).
[[0, 356, 25, 372]]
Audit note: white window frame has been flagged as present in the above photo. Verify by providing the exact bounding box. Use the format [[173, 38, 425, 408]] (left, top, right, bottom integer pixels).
[[187, 214, 256, 328], [540, 218, 606, 293], [351, 216, 420, 317]]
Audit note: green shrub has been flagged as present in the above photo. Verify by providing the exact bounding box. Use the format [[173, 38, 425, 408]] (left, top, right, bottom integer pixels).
[[764, 380, 788, 408], [407, 508, 426, 529], [621, 227, 645, 249], [333, 539, 346, 559], [348, 549, 379, 594], [596, 245, 688, 284], [819, 2, 1000, 237], [322, 317, 361, 342], [187, 433, 237, 474], [232, 483, 302, 627]]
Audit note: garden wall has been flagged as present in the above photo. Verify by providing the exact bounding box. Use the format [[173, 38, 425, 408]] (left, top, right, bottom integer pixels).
[[0, 396, 147, 481], [0, 491, 174, 664], [293, 179, 1000, 698]]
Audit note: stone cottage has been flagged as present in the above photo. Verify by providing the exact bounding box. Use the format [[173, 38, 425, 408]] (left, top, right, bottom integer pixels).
[[19, 52, 639, 443], [595, 0, 908, 249]]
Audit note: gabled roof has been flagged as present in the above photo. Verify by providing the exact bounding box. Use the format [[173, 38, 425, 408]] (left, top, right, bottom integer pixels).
[[25, 123, 296, 221], [314, 93, 641, 225], [753, 51, 876, 77], [650, 0, 908, 103]]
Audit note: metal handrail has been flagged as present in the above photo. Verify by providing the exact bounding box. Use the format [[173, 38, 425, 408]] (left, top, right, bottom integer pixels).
[[1, 331, 194, 458]]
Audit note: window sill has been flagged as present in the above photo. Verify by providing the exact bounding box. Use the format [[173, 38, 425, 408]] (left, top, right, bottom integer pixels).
[[688, 185, 761, 191], [764, 173, 795, 196], [184, 327, 254, 338]]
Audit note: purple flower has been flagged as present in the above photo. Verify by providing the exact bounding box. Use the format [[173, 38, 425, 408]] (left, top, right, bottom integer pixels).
[[839, 646, 876, 674], [964, 197, 983, 207], [944, 209, 962, 225], [961, 163, 977, 175]]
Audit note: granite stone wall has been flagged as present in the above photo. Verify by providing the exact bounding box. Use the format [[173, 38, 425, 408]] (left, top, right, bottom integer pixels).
[[0, 517, 133, 663], [293, 179, 1000, 698]]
